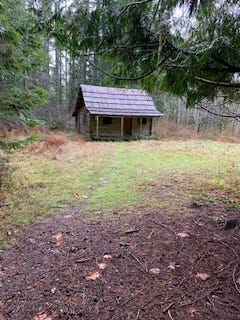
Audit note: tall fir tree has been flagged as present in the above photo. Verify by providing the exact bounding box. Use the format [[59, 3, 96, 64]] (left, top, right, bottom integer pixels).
[[0, 0, 48, 117]]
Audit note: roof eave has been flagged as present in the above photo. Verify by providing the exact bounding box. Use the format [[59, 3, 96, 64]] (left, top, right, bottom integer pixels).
[[88, 111, 164, 117]]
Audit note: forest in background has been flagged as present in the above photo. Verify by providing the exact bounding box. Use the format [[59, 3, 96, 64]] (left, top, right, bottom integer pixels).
[[0, 0, 240, 137]]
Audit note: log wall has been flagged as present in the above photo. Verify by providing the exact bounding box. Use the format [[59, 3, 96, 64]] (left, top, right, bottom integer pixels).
[[91, 116, 122, 138]]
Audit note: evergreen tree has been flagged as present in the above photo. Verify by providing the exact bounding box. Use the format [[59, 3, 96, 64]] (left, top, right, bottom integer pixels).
[[35, 0, 240, 119], [0, 0, 48, 117]]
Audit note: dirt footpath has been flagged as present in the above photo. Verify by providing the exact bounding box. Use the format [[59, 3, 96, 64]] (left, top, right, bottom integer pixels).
[[1, 205, 240, 320]]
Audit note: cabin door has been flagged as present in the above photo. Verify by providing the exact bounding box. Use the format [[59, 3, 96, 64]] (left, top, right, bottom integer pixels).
[[124, 118, 132, 136]]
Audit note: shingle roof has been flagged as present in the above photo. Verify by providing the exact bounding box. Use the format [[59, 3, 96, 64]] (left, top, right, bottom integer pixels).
[[78, 84, 163, 117]]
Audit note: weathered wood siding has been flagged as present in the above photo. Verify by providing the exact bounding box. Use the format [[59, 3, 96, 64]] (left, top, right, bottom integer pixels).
[[89, 116, 152, 138], [90, 116, 122, 138], [78, 111, 90, 136], [132, 118, 152, 136]]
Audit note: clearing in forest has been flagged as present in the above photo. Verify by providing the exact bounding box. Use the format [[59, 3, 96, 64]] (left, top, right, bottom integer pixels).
[[1, 135, 240, 319]]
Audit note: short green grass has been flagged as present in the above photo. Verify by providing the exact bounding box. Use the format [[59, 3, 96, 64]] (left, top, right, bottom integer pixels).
[[86, 140, 239, 212], [1, 137, 240, 248]]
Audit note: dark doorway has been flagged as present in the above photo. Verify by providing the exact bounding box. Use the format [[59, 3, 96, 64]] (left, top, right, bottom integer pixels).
[[124, 118, 132, 136]]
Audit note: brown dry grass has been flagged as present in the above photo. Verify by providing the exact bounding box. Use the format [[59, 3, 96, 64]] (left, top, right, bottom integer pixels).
[[153, 119, 240, 143], [152, 119, 197, 140]]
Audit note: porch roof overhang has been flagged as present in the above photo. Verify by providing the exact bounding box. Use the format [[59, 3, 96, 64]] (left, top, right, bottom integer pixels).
[[89, 112, 162, 117]]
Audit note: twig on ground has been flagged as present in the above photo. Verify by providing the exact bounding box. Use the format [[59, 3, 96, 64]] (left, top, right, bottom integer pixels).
[[135, 308, 141, 319], [14, 239, 23, 252], [168, 309, 174, 320], [192, 218, 204, 227], [232, 263, 240, 294], [218, 240, 240, 262], [150, 219, 177, 238], [216, 259, 236, 273], [207, 295, 216, 311], [162, 302, 175, 313], [179, 283, 219, 307], [37, 303, 53, 315], [140, 294, 162, 310], [148, 229, 154, 239], [125, 249, 148, 275], [164, 276, 190, 303], [124, 229, 139, 235], [120, 296, 134, 307], [75, 258, 91, 263], [194, 250, 210, 270]]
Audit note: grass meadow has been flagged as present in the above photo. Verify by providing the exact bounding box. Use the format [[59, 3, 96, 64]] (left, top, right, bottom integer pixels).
[[0, 130, 240, 248]]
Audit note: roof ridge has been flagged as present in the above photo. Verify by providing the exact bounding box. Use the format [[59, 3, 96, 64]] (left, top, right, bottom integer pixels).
[[80, 84, 146, 92]]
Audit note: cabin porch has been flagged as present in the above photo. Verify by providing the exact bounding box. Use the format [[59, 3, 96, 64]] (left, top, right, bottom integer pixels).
[[90, 115, 152, 140]]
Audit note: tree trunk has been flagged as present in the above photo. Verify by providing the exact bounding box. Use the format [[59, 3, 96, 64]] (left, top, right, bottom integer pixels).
[[55, 43, 62, 121]]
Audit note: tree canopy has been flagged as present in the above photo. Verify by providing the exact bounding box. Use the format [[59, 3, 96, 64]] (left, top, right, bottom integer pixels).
[[0, 0, 48, 116], [34, 0, 240, 118], [1, 0, 239, 121]]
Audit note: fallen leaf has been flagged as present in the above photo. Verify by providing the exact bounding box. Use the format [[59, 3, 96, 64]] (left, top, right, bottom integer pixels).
[[177, 232, 189, 238], [103, 254, 112, 260], [196, 272, 210, 281], [73, 193, 79, 197], [52, 233, 63, 246], [217, 263, 224, 271], [97, 263, 107, 270], [86, 271, 100, 281], [150, 268, 160, 274], [188, 307, 197, 317], [167, 262, 180, 270], [63, 214, 72, 219], [33, 313, 53, 320], [51, 287, 56, 294]]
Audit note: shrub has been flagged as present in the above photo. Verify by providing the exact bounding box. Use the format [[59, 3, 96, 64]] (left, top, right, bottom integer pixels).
[[132, 135, 157, 141], [43, 137, 67, 149], [48, 121, 72, 132], [0, 135, 41, 153], [29, 137, 67, 154]]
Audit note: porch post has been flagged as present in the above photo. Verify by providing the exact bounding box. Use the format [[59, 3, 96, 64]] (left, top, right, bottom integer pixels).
[[121, 117, 124, 138], [96, 115, 99, 139], [139, 117, 142, 135]]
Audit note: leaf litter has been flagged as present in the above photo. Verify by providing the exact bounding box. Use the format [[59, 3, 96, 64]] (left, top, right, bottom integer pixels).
[[1, 205, 240, 319]]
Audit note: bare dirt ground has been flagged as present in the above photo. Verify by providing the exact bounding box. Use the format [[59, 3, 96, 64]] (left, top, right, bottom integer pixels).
[[1, 204, 240, 320]]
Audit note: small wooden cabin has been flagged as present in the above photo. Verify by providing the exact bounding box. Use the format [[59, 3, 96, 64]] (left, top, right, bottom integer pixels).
[[72, 84, 163, 139]]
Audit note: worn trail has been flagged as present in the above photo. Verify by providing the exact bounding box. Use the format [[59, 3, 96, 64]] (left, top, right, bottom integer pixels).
[[1, 204, 240, 320]]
